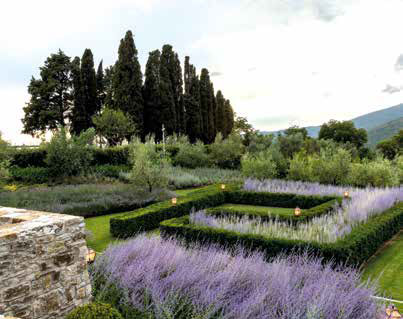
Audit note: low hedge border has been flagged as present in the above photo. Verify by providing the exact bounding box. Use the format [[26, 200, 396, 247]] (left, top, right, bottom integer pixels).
[[206, 198, 341, 224], [110, 186, 340, 238], [160, 202, 403, 267]]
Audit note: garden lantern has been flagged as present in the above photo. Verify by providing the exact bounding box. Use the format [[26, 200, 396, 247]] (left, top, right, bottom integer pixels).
[[171, 197, 177, 206], [386, 305, 402, 318], [294, 207, 301, 217], [86, 248, 96, 264], [343, 191, 349, 199], [221, 184, 226, 190]]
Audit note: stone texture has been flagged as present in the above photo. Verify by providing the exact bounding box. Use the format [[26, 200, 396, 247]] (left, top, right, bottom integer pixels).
[[0, 207, 91, 319]]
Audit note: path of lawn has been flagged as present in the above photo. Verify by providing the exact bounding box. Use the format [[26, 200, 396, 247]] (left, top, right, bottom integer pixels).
[[210, 204, 295, 217], [362, 230, 403, 301], [85, 187, 205, 252]]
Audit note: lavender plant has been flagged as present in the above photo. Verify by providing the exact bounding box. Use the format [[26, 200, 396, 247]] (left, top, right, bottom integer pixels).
[[92, 235, 381, 319]]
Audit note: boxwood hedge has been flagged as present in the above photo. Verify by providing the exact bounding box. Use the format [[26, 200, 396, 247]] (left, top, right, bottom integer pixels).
[[160, 202, 403, 267], [110, 185, 340, 238]]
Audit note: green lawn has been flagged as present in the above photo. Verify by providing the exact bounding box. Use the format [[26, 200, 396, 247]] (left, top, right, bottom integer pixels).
[[209, 203, 296, 217], [85, 186, 206, 252], [362, 231, 403, 301]]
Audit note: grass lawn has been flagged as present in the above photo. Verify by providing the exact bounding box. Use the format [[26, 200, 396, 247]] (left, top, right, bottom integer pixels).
[[85, 186, 206, 252], [209, 203, 296, 217], [362, 231, 403, 301]]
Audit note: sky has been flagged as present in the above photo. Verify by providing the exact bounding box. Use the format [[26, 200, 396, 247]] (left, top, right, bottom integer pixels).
[[1, 0, 403, 144]]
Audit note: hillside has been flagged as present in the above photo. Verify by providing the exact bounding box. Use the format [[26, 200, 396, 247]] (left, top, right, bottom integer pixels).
[[367, 117, 403, 147], [265, 103, 403, 139]]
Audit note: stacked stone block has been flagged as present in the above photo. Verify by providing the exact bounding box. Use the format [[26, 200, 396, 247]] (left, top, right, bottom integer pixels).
[[0, 207, 91, 319]]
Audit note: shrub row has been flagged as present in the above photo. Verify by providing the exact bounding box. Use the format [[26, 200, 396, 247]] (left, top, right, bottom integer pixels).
[[10, 146, 130, 168], [110, 186, 339, 238], [110, 185, 232, 238], [160, 202, 403, 267], [206, 198, 341, 223]]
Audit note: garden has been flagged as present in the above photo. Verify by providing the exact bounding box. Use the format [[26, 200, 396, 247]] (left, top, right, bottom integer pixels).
[[0, 125, 402, 319]]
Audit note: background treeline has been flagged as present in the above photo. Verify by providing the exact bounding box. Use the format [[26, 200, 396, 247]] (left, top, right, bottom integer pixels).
[[22, 30, 234, 145]]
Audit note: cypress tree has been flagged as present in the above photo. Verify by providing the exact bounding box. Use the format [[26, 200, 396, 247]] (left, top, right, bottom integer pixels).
[[70, 57, 87, 135], [112, 30, 144, 137], [199, 68, 214, 143], [143, 50, 162, 140], [184, 56, 191, 95], [215, 90, 227, 136], [185, 62, 202, 143], [104, 65, 114, 107], [80, 49, 98, 129], [172, 53, 184, 134], [224, 99, 234, 137], [209, 82, 217, 141], [96, 60, 105, 111], [160, 45, 177, 135]]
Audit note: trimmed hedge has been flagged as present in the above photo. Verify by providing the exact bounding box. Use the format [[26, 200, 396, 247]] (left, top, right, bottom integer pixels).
[[93, 147, 130, 166], [160, 202, 403, 267], [206, 198, 340, 223], [110, 185, 340, 238], [110, 185, 232, 238], [10, 148, 47, 167], [9, 166, 50, 184], [91, 165, 130, 179]]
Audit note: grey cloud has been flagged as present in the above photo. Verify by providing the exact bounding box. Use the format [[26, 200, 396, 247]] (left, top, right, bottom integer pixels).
[[313, 0, 344, 22], [252, 115, 299, 126], [382, 84, 402, 94], [395, 54, 403, 71], [211, 71, 223, 77]]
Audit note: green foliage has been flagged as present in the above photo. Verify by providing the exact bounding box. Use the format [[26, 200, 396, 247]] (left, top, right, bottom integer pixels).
[[160, 202, 403, 267], [92, 165, 130, 179], [22, 50, 73, 136], [112, 30, 144, 137], [130, 138, 170, 192], [241, 151, 277, 180], [208, 133, 244, 169], [376, 129, 403, 160], [93, 146, 130, 166], [277, 132, 305, 159], [173, 141, 209, 168], [45, 127, 95, 178], [93, 108, 135, 146], [9, 166, 50, 184], [246, 132, 273, 154], [319, 119, 368, 149], [110, 184, 231, 237], [395, 155, 403, 184], [66, 302, 123, 319], [10, 148, 47, 167], [348, 157, 399, 187], [284, 126, 308, 139], [288, 147, 351, 185]]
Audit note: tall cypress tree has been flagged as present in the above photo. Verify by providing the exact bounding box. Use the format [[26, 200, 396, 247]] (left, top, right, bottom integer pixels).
[[199, 68, 214, 143], [215, 90, 227, 136], [104, 65, 114, 107], [96, 60, 105, 111], [70, 57, 87, 135], [172, 53, 184, 134], [160, 45, 177, 135], [224, 99, 234, 137], [143, 50, 162, 140], [209, 82, 217, 141], [80, 49, 98, 130], [112, 30, 144, 137]]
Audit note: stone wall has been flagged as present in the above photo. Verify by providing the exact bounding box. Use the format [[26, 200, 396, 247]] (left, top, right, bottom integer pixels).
[[0, 207, 92, 319]]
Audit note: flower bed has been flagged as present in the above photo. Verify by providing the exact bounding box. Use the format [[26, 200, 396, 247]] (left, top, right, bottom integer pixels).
[[91, 235, 381, 319]]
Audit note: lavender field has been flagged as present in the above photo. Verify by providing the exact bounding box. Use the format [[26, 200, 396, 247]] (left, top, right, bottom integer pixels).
[[92, 235, 382, 319]]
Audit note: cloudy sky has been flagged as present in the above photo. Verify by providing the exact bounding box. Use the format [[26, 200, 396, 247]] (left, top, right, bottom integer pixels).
[[2, 0, 403, 144]]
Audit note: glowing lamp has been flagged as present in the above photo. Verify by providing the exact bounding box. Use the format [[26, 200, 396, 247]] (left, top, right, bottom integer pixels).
[[294, 207, 301, 217], [386, 304, 401, 318], [343, 191, 350, 199], [171, 197, 177, 206], [221, 184, 226, 190], [86, 248, 96, 264]]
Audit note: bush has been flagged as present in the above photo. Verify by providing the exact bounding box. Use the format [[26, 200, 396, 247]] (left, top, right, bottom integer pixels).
[[130, 138, 170, 193], [349, 157, 399, 187], [45, 128, 95, 178], [208, 133, 244, 169], [241, 151, 277, 180], [161, 202, 403, 267], [9, 166, 50, 184], [91, 165, 130, 179], [10, 147, 47, 167], [173, 141, 210, 168], [93, 146, 130, 166], [67, 302, 123, 319]]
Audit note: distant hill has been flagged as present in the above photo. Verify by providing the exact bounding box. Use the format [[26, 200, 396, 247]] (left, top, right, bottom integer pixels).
[[367, 117, 403, 147], [264, 103, 403, 141]]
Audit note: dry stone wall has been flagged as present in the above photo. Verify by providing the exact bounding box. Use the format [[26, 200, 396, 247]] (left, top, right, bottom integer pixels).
[[0, 207, 92, 319]]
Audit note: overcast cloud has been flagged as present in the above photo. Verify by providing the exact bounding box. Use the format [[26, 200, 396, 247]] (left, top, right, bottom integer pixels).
[[1, 0, 403, 144]]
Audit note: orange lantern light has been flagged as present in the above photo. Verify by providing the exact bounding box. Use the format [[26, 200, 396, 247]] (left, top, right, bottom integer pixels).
[[171, 197, 177, 206], [294, 207, 301, 217], [386, 304, 402, 318], [86, 248, 96, 264], [343, 191, 349, 199], [221, 184, 226, 190]]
